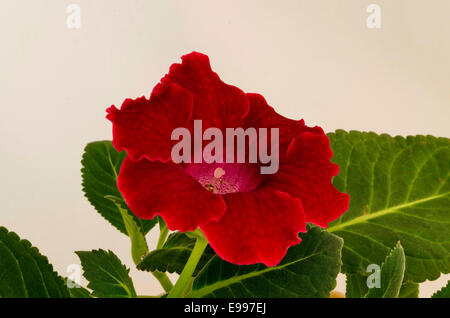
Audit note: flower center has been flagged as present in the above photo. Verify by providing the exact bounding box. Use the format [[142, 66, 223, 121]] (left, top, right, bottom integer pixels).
[[184, 163, 263, 195], [202, 168, 238, 194]]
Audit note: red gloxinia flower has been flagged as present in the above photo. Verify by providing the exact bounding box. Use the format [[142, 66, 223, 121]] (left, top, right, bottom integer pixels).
[[106, 52, 349, 267]]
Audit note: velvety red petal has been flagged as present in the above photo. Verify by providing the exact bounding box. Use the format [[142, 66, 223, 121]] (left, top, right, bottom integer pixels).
[[117, 157, 226, 232], [152, 52, 249, 130], [243, 93, 324, 156], [265, 132, 350, 227], [106, 83, 193, 162], [201, 189, 306, 266]]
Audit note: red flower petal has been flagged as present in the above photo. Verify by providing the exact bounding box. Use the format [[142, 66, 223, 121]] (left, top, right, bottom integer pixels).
[[117, 157, 226, 232], [265, 132, 350, 227], [106, 83, 193, 162], [152, 52, 250, 130], [243, 93, 324, 156], [201, 189, 306, 266]]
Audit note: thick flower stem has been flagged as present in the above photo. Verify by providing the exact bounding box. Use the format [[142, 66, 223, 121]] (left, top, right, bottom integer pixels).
[[167, 232, 208, 298]]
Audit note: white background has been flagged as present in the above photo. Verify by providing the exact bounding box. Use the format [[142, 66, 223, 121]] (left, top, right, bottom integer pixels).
[[1, 0, 449, 297]]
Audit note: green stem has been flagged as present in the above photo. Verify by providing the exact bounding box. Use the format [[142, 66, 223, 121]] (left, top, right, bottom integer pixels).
[[148, 218, 172, 293], [152, 270, 173, 293], [167, 231, 208, 298], [182, 277, 195, 297], [157, 218, 169, 249]]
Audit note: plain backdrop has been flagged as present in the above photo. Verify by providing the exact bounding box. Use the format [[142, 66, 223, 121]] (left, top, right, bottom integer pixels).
[[1, 0, 449, 297]]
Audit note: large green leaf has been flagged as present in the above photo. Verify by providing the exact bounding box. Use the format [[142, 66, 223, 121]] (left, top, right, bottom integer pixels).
[[328, 131, 450, 283], [366, 242, 405, 298], [346, 274, 418, 298], [65, 279, 93, 298], [432, 280, 450, 298], [345, 273, 369, 298], [68, 286, 92, 298], [81, 141, 157, 236], [0, 227, 69, 298], [398, 281, 419, 298], [187, 226, 343, 298], [137, 232, 215, 275], [76, 249, 136, 298]]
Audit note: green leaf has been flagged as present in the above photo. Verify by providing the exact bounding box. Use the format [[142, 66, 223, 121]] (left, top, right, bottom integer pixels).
[[81, 141, 157, 236], [76, 249, 137, 298], [105, 195, 149, 265], [0, 226, 70, 298], [347, 270, 419, 298], [68, 286, 92, 298], [0, 241, 26, 297], [345, 273, 369, 298], [187, 226, 343, 298], [366, 242, 405, 298], [65, 280, 92, 298], [432, 280, 450, 298], [137, 232, 215, 276], [327, 131, 450, 283], [398, 281, 419, 298]]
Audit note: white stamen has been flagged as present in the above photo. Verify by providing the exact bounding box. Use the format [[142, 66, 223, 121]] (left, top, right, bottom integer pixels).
[[214, 167, 226, 179]]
